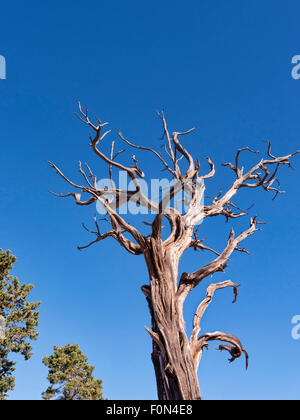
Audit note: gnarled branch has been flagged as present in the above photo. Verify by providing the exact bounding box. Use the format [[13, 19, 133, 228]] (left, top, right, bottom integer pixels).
[[196, 331, 248, 370], [190, 280, 239, 345], [204, 143, 299, 220], [177, 216, 261, 302]]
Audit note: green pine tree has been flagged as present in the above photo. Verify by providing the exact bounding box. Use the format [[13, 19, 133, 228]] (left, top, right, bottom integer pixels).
[[0, 249, 40, 400], [42, 344, 104, 400]]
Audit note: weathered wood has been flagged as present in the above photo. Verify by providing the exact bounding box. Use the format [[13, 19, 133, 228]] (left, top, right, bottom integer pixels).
[[49, 105, 299, 400], [144, 236, 201, 400]]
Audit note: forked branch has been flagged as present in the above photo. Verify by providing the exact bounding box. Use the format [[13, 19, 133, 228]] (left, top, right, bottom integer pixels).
[[177, 216, 262, 301], [204, 142, 299, 220]]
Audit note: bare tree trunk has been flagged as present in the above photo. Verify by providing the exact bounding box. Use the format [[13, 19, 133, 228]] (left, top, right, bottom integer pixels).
[[142, 237, 201, 400]]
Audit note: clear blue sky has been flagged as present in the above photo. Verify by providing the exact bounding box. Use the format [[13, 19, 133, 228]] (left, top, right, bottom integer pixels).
[[0, 0, 300, 400]]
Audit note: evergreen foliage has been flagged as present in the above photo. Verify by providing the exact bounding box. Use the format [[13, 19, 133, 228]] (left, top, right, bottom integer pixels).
[[0, 249, 40, 399], [42, 344, 104, 400]]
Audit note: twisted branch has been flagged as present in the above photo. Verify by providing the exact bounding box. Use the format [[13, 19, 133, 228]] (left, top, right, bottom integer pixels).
[[190, 280, 239, 345], [196, 332, 248, 370]]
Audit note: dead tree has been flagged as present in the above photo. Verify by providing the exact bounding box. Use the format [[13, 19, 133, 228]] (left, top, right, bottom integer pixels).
[[49, 103, 299, 400]]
